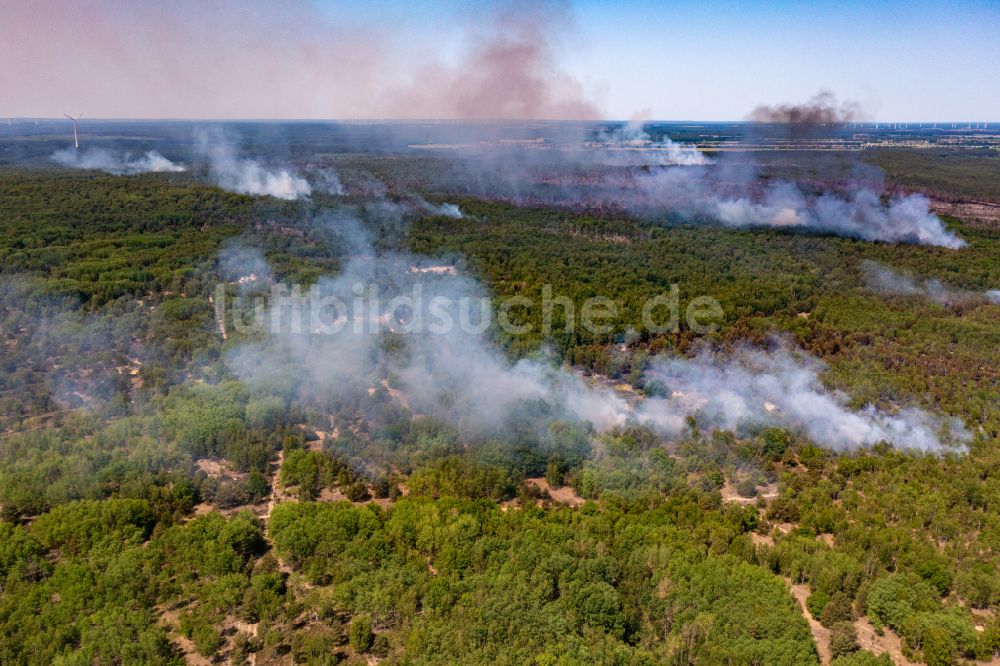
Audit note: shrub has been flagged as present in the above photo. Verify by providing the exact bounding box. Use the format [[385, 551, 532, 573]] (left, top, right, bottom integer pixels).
[[247, 470, 270, 502], [345, 482, 371, 502], [735, 477, 758, 498], [192, 623, 224, 658], [807, 591, 830, 620], [372, 476, 391, 499], [371, 634, 390, 658], [291, 626, 342, 665], [761, 428, 790, 461], [349, 614, 374, 653], [767, 496, 800, 523], [830, 652, 892, 666]]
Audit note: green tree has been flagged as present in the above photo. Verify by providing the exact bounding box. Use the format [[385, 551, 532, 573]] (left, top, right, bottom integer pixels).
[[922, 626, 956, 666], [350, 614, 375, 653], [829, 621, 859, 659]]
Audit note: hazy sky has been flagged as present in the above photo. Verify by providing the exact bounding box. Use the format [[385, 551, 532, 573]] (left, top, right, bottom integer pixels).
[[2, 0, 997, 121]]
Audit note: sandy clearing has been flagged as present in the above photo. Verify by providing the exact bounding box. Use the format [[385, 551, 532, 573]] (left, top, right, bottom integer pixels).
[[721, 479, 778, 505], [854, 616, 917, 665], [525, 477, 585, 507], [786, 579, 832, 665]]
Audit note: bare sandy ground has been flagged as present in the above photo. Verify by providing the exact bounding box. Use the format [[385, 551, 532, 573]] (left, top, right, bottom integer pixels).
[[784, 578, 939, 666], [720, 479, 778, 505], [786, 579, 832, 665], [854, 616, 916, 666], [525, 477, 585, 507]]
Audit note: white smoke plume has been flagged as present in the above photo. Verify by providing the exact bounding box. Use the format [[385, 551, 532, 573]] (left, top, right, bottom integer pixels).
[[360, 196, 463, 221], [641, 346, 968, 452], [194, 130, 311, 200], [436, 124, 965, 248], [52, 148, 186, 175], [629, 170, 966, 248], [218, 243, 273, 292], [309, 168, 346, 196], [862, 260, 997, 304], [224, 208, 968, 454], [415, 197, 463, 219], [438, 203, 463, 218], [592, 122, 710, 166]]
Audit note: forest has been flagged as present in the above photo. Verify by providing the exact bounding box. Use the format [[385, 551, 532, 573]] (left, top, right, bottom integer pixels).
[[0, 143, 998, 666]]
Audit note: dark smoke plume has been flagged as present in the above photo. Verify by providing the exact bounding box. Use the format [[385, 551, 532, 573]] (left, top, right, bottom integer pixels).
[[748, 91, 864, 125]]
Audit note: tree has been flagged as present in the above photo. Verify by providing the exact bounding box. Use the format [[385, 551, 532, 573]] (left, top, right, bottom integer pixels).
[[922, 626, 956, 666], [573, 582, 626, 640], [915, 560, 953, 597], [829, 622, 859, 659], [821, 592, 855, 627], [545, 458, 564, 488], [245, 396, 286, 430], [247, 470, 270, 502], [372, 476, 391, 499], [349, 614, 374, 653], [291, 626, 342, 665], [345, 482, 371, 502]]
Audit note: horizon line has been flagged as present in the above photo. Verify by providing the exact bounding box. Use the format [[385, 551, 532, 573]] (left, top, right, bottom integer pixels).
[[4, 117, 997, 126]]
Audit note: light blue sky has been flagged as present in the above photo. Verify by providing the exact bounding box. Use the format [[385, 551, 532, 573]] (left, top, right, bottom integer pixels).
[[320, 0, 1000, 121], [564, 0, 1000, 120]]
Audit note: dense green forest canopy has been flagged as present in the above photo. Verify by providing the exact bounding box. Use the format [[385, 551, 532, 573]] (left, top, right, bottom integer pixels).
[[0, 143, 998, 665]]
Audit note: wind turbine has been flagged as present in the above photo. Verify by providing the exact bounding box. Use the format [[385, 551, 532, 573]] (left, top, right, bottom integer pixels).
[[64, 114, 82, 148]]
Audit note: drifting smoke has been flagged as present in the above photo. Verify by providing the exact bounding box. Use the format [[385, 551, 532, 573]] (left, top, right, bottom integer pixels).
[[414, 197, 463, 219], [3, 0, 599, 121], [0, 276, 131, 416], [310, 168, 346, 196], [642, 346, 968, 452], [218, 243, 273, 292], [593, 122, 710, 166], [360, 195, 463, 221], [749, 90, 864, 125], [224, 208, 967, 454], [194, 130, 311, 200], [430, 203, 463, 218], [395, 2, 599, 120], [445, 137, 966, 248], [862, 261, 998, 304], [52, 148, 186, 175], [694, 184, 966, 248]]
